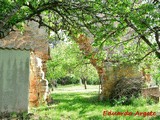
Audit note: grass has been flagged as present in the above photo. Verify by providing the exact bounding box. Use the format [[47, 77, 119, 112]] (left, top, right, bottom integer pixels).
[[53, 84, 100, 93], [30, 85, 160, 120]]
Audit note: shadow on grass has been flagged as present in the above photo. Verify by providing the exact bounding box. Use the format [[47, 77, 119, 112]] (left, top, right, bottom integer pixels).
[[52, 92, 110, 105], [51, 92, 110, 117], [33, 91, 159, 120]]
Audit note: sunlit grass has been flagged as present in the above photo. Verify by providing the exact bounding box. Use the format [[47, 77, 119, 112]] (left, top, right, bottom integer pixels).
[[30, 85, 160, 120], [53, 84, 100, 93]]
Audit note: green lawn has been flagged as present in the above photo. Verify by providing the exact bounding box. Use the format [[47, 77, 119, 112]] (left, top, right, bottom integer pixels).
[[30, 85, 160, 120]]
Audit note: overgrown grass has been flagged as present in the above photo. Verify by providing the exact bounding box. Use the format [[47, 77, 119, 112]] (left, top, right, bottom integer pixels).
[[30, 85, 160, 120]]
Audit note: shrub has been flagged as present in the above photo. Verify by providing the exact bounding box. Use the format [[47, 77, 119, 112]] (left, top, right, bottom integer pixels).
[[131, 96, 147, 106], [112, 96, 156, 106], [109, 77, 143, 105], [87, 78, 99, 85], [57, 76, 79, 85], [112, 96, 128, 106]]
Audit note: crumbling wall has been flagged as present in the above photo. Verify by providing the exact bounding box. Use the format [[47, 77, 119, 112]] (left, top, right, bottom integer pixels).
[[141, 66, 153, 87], [141, 87, 160, 103], [0, 21, 50, 107], [75, 34, 143, 101], [29, 52, 39, 107], [29, 52, 49, 107], [141, 87, 159, 97], [100, 63, 142, 100]]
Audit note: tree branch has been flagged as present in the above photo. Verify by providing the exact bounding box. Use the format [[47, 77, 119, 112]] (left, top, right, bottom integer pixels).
[[137, 50, 155, 61], [124, 18, 153, 48], [155, 27, 160, 49]]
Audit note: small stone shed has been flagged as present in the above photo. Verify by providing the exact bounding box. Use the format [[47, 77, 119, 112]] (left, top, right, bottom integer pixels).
[[0, 22, 50, 114]]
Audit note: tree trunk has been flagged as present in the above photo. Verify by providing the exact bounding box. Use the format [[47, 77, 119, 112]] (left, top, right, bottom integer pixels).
[[81, 78, 87, 89], [84, 79, 87, 89]]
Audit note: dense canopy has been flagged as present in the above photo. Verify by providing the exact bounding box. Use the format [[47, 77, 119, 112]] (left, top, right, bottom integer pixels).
[[0, 0, 159, 60]]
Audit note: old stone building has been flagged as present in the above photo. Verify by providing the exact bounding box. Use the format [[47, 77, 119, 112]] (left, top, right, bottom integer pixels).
[[0, 21, 50, 114], [76, 34, 143, 101], [100, 62, 143, 100]]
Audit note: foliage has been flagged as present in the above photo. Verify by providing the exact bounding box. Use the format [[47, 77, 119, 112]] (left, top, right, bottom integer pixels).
[[1, 0, 160, 101], [131, 96, 156, 106], [46, 41, 79, 80], [46, 40, 99, 84], [139, 55, 160, 86], [56, 76, 79, 85], [112, 95, 156, 106], [89, 0, 159, 63], [73, 64, 99, 85], [0, 1, 159, 62], [0, 112, 30, 120], [0, 0, 102, 38], [150, 60, 160, 85], [1, 1, 159, 78]]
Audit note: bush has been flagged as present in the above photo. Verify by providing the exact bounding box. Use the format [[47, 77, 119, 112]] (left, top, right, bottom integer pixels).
[[131, 96, 156, 106], [112, 96, 128, 106], [57, 76, 79, 85], [131, 96, 147, 106], [87, 78, 99, 85], [57, 76, 99, 85], [109, 77, 143, 105], [112, 96, 156, 106]]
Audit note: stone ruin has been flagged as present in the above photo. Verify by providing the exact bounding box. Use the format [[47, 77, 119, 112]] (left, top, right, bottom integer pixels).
[[140, 65, 160, 103], [141, 87, 160, 103], [101, 62, 160, 104], [0, 21, 51, 107], [100, 62, 143, 103], [29, 54, 50, 106]]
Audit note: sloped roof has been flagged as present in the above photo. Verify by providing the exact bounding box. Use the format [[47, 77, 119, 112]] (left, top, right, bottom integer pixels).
[[0, 30, 43, 51], [0, 21, 50, 59]]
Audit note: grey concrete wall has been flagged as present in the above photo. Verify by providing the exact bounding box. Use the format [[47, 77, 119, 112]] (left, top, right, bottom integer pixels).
[[0, 49, 30, 114]]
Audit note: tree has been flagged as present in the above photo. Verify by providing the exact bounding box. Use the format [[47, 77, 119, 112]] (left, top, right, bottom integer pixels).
[[1, 0, 159, 64], [74, 0, 159, 99], [1, 0, 159, 60], [0, 0, 100, 38], [46, 40, 99, 87], [89, 0, 159, 61], [46, 41, 79, 80], [1, 0, 159, 99], [74, 63, 99, 89]]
